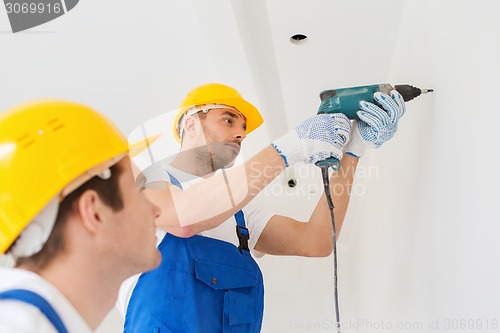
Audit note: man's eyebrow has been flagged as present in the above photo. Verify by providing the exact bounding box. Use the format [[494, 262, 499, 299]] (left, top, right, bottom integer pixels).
[[222, 110, 238, 117], [221, 110, 246, 130]]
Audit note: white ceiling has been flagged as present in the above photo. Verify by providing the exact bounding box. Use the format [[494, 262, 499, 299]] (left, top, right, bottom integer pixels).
[[0, 0, 446, 230], [0, 0, 421, 157]]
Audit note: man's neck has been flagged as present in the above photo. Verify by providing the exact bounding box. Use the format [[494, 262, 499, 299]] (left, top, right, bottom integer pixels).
[[22, 254, 124, 331], [170, 147, 217, 178]]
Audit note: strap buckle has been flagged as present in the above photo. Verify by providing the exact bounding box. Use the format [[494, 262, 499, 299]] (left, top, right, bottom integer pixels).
[[236, 225, 250, 252]]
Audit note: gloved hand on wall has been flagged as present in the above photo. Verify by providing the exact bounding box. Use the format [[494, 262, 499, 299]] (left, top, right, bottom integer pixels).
[[271, 113, 351, 166], [344, 90, 406, 158]]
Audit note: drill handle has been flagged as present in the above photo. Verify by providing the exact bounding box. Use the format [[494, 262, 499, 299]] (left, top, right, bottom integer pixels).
[[315, 157, 341, 171]]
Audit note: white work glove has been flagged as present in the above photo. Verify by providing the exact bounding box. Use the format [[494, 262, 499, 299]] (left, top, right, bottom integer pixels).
[[271, 113, 351, 166], [345, 90, 406, 158]]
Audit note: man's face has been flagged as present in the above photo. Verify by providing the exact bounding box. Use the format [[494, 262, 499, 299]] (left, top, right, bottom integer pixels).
[[104, 157, 161, 274], [198, 108, 247, 169]]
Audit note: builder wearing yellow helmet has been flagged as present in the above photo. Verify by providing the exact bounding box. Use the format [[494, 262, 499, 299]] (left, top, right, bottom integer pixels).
[[120, 83, 406, 332], [0, 100, 160, 333]]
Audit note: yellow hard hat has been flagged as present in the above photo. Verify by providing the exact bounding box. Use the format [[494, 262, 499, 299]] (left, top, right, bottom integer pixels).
[[173, 83, 264, 142], [0, 100, 129, 254]]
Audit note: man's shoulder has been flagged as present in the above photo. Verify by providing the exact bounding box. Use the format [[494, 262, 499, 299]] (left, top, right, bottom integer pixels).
[[0, 301, 56, 333], [241, 198, 262, 215]]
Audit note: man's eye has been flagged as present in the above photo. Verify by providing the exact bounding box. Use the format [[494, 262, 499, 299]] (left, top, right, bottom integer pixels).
[[224, 118, 232, 124]]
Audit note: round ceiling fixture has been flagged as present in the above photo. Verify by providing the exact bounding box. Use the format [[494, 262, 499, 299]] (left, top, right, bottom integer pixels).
[[290, 34, 308, 45]]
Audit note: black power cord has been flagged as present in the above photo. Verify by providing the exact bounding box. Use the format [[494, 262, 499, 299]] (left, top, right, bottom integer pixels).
[[321, 166, 342, 333]]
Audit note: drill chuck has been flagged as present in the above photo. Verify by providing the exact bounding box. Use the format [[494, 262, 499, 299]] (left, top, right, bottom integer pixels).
[[394, 85, 434, 102]]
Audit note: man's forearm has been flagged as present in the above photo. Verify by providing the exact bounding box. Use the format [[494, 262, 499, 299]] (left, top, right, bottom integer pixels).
[[155, 146, 286, 233]]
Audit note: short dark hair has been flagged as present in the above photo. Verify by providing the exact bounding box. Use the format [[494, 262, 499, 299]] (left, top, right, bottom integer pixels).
[[15, 162, 124, 270]]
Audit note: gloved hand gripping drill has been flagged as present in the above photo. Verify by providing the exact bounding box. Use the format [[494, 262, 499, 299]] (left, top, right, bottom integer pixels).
[[317, 84, 433, 169]]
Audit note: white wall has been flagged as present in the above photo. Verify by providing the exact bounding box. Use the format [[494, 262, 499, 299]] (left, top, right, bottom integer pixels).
[[1, 1, 499, 333], [256, 1, 500, 332]]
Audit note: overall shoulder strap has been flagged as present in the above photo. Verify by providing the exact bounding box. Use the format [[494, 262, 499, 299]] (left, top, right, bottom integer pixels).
[[166, 171, 183, 189], [234, 210, 250, 252], [0, 289, 69, 333]]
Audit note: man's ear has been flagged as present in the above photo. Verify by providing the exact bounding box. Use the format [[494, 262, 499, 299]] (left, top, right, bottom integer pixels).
[[184, 116, 206, 145], [183, 116, 198, 139], [76, 190, 106, 234]]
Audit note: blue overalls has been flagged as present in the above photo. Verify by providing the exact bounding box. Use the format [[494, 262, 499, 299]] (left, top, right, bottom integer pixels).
[[0, 289, 69, 333], [124, 173, 265, 333]]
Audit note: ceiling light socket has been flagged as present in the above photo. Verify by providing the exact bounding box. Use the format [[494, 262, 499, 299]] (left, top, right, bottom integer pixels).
[[290, 34, 308, 45]]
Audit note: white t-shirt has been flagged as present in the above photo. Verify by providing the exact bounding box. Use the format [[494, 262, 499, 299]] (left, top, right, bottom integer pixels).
[[117, 163, 274, 316], [0, 267, 92, 333]]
